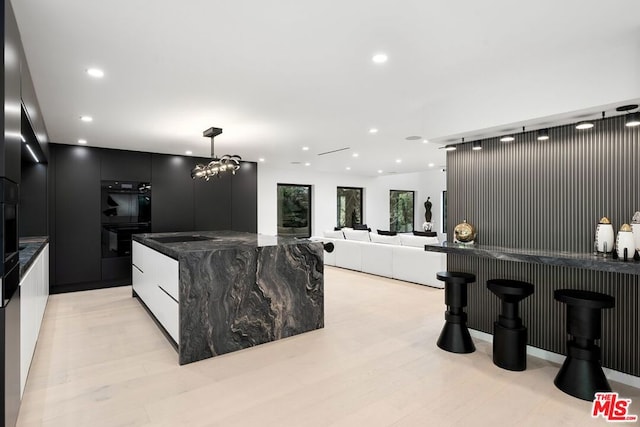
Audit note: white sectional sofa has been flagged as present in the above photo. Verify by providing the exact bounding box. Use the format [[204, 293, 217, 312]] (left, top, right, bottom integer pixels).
[[312, 229, 446, 288]]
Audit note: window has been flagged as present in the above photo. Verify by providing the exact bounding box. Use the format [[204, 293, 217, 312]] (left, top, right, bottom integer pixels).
[[389, 190, 414, 233], [336, 187, 363, 228], [277, 184, 311, 238]]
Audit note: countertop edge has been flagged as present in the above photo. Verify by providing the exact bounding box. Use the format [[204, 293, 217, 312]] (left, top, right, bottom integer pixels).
[[132, 232, 321, 260], [424, 242, 640, 276], [19, 236, 49, 278]]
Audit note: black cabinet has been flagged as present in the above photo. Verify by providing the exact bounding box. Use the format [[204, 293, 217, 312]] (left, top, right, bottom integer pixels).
[[231, 162, 258, 232], [194, 157, 232, 231], [151, 154, 195, 232], [100, 149, 151, 182], [0, 289, 20, 427], [52, 145, 101, 286], [1, 0, 22, 184]]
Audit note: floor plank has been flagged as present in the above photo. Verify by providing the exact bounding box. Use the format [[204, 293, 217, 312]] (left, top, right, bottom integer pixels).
[[17, 267, 639, 426]]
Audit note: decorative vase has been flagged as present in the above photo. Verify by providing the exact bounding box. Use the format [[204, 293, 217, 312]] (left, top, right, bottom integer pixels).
[[595, 217, 614, 254], [632, 211, 640, 253], [454, 219, 476, 244], [616, 224, 635, 261]]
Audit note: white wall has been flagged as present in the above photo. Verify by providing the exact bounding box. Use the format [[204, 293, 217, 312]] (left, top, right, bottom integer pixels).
[[257, 166, 447, 238]]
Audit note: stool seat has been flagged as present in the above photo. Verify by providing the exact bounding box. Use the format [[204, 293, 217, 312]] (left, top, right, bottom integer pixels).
[[554, 289, 615, 309], [554, 288, 615, 401], [436, 271, 475, 285], [488, 279, 534, 303], [435, 271, 476, 354], [487, 278, 535, 371]]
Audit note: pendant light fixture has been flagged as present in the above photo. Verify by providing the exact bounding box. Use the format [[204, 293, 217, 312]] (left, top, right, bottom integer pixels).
[[191, 127, 242, 181], [472, 141, 482, 150]]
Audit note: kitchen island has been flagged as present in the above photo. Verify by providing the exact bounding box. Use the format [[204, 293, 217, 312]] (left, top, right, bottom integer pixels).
[[131, 231, 324, 365]]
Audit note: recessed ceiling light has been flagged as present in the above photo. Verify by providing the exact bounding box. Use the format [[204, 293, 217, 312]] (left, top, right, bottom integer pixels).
[[377, 169, 383, 173], [258, 158, 265, 162], [80, 116, 93, 122], [395, 159, 402, 163], [185, 150, 192, 155], [369, 128, 378, 134], [428, 163, 435, 167], [352, 153, 359, 158], [576, 121, 594, 130], [405, 136, 421, 141], [346, 166, 351, 170], [423, 139, 429, 144], [500, 136, 515, 142], [86, 68, 104, 78], [372, 53, 388, 64], [302, 146, 309, 151], [304, 162, 310, 166], [78, 139, 87, 144]]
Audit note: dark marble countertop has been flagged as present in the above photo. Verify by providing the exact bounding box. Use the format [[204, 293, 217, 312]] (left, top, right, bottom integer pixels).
[[132, 231, 319, 260], [424, 241, 640, 276], [19, 236, 49, 278]]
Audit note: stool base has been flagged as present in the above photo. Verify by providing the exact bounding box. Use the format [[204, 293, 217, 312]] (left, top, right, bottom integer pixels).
[[437, 321, 475, 354], [554, 357, 611, 401], [493, 322, 527, 371]]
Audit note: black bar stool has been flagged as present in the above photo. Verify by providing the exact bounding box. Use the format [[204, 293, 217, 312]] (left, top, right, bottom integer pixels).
[[436, 271, 476, 353], [554, 289, 615, 401], [487, 279, 534, 371]]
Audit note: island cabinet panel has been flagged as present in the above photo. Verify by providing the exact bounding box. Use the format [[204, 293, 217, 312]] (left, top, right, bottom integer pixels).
[[132, 241, 179, 342], [132, 231, 324, 365]]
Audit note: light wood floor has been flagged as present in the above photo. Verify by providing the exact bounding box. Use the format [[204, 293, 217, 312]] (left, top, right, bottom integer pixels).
[[17, 267, 639, 426]]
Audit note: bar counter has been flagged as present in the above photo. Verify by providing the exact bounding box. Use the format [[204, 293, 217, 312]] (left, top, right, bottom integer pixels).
[[424, 242, 640, 276]]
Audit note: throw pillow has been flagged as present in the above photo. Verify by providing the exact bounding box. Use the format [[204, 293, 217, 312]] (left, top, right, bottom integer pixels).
[[413, 230, 438, 237], [353, 224, 371, 231]]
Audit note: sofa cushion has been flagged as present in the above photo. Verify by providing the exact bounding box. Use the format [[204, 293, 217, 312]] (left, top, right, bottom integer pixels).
[[323, 230, 345, 239], [343, 229, 371, 242], [377, 229, 397, 236], [370, 233, 401, 245], [399, 234, 439, 247]]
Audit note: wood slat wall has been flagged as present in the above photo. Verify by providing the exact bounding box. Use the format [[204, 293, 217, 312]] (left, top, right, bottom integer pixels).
[[446, 114, 640, 376]]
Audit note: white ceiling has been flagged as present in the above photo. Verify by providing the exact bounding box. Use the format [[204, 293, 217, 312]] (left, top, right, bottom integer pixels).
[[12, 0, 640, 176]]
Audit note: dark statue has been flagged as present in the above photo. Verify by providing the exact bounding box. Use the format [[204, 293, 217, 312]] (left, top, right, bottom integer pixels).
[[424, 197, 432, 222]]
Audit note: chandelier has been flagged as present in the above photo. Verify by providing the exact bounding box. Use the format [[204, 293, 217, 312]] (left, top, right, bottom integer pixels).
[[191, 127, 242, 180]]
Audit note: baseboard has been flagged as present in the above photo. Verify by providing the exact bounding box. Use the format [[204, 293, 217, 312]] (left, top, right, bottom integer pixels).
[[469, 329, 640, 389], [50, 278, 130, 294]]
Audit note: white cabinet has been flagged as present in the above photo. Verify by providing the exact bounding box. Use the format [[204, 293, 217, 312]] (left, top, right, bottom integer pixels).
[[19, 244, 49, 398], [132, 241, 179, 343]]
